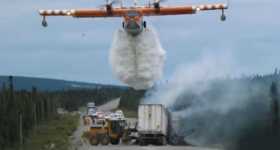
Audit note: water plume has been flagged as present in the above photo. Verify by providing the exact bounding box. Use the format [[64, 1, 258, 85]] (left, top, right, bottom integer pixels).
[[110, 28, 165, 90]]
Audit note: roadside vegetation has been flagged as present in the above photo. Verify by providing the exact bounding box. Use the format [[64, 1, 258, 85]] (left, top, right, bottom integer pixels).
[[22, 114, 79, 150], [0, 77, 59, 150], [0, 76, 126, 150]]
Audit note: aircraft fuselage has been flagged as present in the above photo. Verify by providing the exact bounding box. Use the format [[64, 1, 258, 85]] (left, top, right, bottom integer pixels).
[[123, 11, 145, 36]]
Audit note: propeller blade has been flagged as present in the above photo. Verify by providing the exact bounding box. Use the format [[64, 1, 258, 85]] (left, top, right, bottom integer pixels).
[[111, 0, 122, 5], [154, 0, 167, 4], [153, 0, 167, 8], [99, 0, 122, 8]]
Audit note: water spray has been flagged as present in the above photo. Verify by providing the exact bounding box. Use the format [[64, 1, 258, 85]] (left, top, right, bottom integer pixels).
[[110, 28, 165, 90]]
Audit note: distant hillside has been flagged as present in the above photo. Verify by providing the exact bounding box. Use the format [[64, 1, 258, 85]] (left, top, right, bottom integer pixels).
[[0, 76, 125, 91]]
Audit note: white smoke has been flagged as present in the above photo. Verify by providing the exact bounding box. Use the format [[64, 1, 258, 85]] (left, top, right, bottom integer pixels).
[[110, 28, 165, 90], [144, 52, 241, 146], [144, 51, 234, 106], [144, 52, 274, 149]]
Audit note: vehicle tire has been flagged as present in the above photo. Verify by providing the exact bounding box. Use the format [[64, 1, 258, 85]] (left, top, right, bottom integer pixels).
[[111, 138, 120, 145], [101, 135, 110, 145], [90, 137, 99, 146], [139, 138, 147, 146], [161, 137, 167, 145], [122, 137, 130, 145], [121, 131, 130, 145]]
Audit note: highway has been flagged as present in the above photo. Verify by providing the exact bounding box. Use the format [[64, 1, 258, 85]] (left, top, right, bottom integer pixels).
[[69, 98, 220, 150], [87, 145, 219, 150]]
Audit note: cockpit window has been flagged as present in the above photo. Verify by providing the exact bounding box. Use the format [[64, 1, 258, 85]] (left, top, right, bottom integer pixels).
[[127, 11, 139, 17]]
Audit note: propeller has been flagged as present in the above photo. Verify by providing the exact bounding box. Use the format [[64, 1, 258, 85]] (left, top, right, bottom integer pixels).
[[154, 0, 167, 3], [110, 0, 122, 5], [152, 0, 167, 8], [99, 0, 122, 8]]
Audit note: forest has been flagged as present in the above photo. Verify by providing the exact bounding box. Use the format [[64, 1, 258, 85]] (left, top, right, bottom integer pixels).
[[0, 76, 127, 149], [1, 71, 280, 149]]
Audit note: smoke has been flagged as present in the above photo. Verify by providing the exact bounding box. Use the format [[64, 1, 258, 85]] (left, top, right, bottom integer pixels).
[[109, 28, 165, 90], [144, 52, 234, 106], [144, 52, 279, 149]]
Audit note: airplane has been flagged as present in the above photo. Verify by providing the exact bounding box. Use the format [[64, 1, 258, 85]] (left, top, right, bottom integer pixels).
[[39, 0, 229, 36]]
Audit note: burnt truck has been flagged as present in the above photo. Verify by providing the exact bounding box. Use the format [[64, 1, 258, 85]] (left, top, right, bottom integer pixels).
[[137, 104, 169, 145]]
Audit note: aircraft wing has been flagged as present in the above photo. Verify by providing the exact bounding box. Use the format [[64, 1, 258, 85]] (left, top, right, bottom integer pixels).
[[39, 3, 228, 18]]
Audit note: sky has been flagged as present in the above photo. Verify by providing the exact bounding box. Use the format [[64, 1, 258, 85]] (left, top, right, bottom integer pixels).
[[0, 0, 279, 85]]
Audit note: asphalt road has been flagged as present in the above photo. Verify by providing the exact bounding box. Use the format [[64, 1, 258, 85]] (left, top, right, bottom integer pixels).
[[85, 145, 219, 150], [70, 98, 220, 150]]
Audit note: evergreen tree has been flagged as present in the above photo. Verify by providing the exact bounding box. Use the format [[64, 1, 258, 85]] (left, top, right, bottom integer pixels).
[[270, 81, 279, 135]]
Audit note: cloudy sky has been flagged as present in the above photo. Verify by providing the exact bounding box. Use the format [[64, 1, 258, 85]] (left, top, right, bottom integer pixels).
[[0, 0, 279, 85]]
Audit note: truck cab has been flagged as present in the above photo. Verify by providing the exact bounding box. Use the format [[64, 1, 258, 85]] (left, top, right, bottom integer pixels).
[[87, 102, 98, 117]]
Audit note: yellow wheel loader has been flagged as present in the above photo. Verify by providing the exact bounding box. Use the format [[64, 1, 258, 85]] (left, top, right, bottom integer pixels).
[[83, 118, 126, 145]]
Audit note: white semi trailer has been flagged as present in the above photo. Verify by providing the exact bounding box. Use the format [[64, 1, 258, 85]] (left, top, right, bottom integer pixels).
[[137, 104, 169, 145]]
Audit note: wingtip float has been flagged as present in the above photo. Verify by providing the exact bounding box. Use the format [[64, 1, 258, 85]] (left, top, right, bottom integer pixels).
[[38, 0, 229, 36]]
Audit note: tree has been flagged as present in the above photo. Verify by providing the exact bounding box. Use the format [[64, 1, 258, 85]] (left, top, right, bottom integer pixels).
[[270, 81, 279, 135]]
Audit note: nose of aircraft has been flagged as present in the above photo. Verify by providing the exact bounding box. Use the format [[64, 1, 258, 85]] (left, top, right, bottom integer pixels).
[[125, 20, 142, 36], [126, 20, 139, 29]]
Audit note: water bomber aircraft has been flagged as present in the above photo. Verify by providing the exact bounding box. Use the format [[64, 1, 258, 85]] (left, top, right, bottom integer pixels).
[[39, 0, 229, 36]]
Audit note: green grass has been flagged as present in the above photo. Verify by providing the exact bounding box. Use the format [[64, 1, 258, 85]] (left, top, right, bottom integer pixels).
[[22, 114, 79, 150]]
